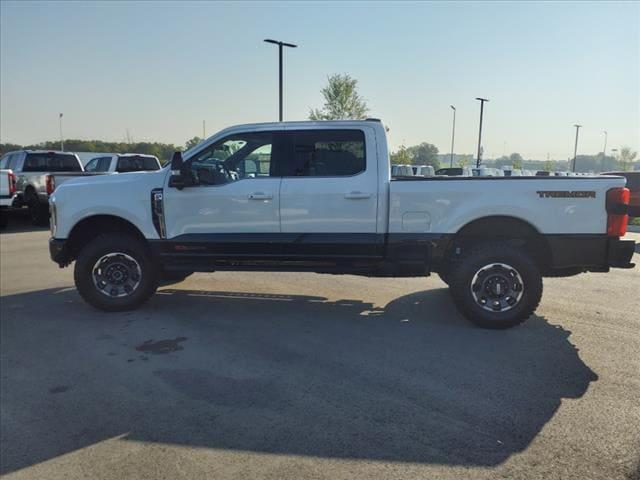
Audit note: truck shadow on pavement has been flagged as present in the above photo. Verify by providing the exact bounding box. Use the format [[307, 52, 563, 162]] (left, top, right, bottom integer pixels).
[[0, 286, 598, 473]]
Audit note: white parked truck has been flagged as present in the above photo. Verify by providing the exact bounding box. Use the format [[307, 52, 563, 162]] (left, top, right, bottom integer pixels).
[[84, 154, 161, 174], [0, 169, 17, 229], [48, 120, 635, 328], [0, 150, 85, 225]]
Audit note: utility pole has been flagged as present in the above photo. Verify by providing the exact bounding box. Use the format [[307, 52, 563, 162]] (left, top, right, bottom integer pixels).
[[603, 130, 607, 156], [59, 113, 64, 151], [449, 105, 456, 167], [203, 120, 206, 139], [475, 97, 489, 167], [572, 124, 582, 172], [264, 39, 298, 122]]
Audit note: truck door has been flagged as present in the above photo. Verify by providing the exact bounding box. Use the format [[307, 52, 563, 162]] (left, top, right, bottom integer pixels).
[[279, 127, 381, 258], [163, 131, 284, 245]]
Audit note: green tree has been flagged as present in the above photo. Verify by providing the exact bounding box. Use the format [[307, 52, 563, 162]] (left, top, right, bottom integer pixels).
[[618, 146, 637, 171], [309, 74, 369, 120], [493, 156, 511, 168], [184, 136, 204, 150], [457, 154, 472, 168], [0, 143, 23, 155], [390, 144, 411, 165], [406, 142, 439, 169], [509, 153, 523, 169]]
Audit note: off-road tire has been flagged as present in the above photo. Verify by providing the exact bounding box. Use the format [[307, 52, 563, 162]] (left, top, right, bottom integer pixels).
[[74, 233, 159, 312], [29, 197, 49, 226], [448, 241, 542, 329]]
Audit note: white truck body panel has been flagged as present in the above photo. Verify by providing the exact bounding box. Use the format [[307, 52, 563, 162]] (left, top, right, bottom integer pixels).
[[52, 170, 164, 239], [51, 120, 625, 240], [388, 178, 620, 234]]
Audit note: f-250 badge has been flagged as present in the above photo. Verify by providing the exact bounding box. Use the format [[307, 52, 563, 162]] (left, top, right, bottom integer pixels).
[[536, 191, 596, 198]]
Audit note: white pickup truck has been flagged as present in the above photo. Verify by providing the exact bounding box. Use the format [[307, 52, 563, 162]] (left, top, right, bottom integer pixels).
[[0, 150, 85, 225], [0, 169, 17, 229], [48, 120, 635, 329], [84, 153, 161, 174]]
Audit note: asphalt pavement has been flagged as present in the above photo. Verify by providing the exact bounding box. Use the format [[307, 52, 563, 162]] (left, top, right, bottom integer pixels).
[[1, 216, 639, 480]]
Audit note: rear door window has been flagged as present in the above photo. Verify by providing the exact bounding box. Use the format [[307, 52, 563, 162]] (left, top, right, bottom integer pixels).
[[23, 153, 82, 172], [284, 130, 366, 177]]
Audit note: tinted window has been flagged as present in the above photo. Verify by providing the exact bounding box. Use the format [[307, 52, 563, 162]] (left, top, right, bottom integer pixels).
[[23, 153, 82, 172], [436, 168, 463, 176], [603, 172, 640, 190], [84, 158, 100, 172], [0, 155, 7, 169], [286, 130, 365, 177], [116, 156, 160, 173], [188, 131, 276, 186], [85, 157, 111, 172]]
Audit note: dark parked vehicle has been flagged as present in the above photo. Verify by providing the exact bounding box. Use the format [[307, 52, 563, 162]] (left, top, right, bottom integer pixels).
[[602, 171, 640, 217]]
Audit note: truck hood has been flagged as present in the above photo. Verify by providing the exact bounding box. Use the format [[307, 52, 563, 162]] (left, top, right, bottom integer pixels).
[[50, 169, 169, 240], [60, 169, 167, 190]]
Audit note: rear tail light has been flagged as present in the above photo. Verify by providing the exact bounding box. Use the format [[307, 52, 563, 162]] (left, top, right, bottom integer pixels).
[[45, 175, 55, 195], [8, 170, 16, 196], [606, 187, 630, 237]]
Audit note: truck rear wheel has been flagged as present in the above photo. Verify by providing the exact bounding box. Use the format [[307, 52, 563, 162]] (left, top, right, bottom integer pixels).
[[74, 233, 159, 312], [447, 241, 542, 329]]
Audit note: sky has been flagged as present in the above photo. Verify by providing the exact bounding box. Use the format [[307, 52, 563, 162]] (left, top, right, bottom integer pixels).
[[1, 0, 638, 160]]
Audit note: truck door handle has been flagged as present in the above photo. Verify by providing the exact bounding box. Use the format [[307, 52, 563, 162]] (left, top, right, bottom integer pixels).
[[248, 192, 273, 200], [344, 191, 371, 199]]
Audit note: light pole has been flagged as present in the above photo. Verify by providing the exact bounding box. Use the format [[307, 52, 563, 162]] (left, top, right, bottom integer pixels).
[[603, 130, 607, 156], [59, 113, 64, 151], [475, 97, 489, 167], [264, 39, 297, 122], [572, 124, 582, 172], [449, 105, 456, 167]]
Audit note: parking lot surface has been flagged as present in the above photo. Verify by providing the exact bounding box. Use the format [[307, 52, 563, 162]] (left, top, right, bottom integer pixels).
[[1, 217, 639, 480]]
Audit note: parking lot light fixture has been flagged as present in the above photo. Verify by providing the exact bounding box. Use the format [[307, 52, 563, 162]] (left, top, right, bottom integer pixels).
[[449, 105, 456, 168], [475, 97, 489, 167], [572, 124, 582, 172], [264, 39, 298, 122]]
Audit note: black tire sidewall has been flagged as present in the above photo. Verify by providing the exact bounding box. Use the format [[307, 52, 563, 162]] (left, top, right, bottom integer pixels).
[[74, 234, 158, 312], [449, 243, 542, 329], [29, 198, 49, 226]]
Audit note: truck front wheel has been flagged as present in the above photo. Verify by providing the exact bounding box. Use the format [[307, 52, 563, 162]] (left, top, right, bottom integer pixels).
[[29, 198, 49, 226], [447, 241, 542, 329], [74, 233, 159, 312]]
